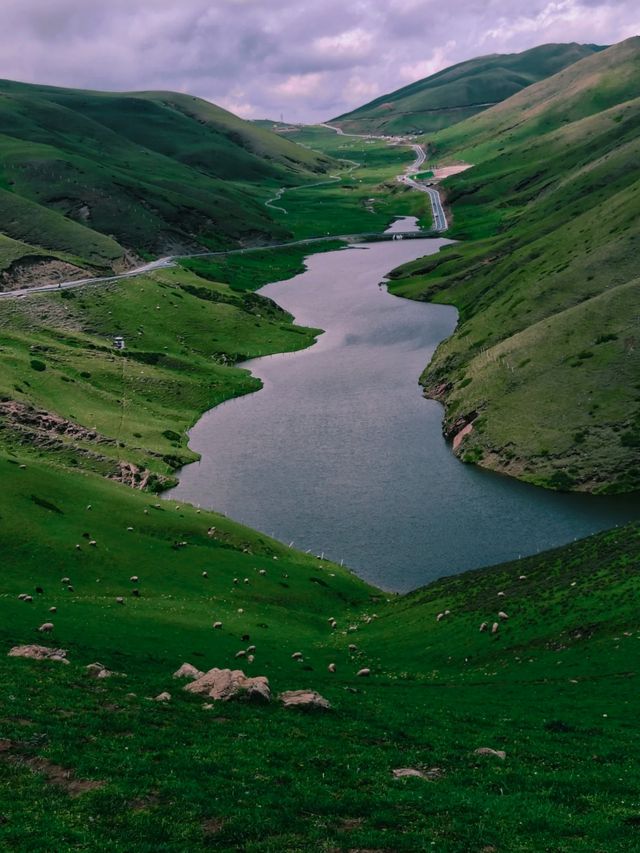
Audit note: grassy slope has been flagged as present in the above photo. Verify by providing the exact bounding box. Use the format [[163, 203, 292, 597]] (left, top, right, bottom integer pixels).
[[332, 43, 603, 135], [388, 37, 640, 493], [1, 452, 638, 850], [0, 80, 334, 279]]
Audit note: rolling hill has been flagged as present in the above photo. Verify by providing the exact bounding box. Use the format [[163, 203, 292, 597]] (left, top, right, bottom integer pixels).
[[0, 80, 334, 289], [332, 42, 604, 135], [388, 36, 640, 493]]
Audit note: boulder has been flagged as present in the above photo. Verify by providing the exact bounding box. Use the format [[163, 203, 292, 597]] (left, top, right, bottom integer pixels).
[[154, 692, 171, 702], [279, 690, 331, 711], [184, 668, 270, 703], [8, 645, 68, 663], [393, 766, 445, 781], [173, 663, 204, 680], [474, 747, 506, 760]]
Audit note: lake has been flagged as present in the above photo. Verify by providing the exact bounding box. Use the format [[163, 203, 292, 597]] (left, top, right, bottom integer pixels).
[[169, 238, 639, 592]]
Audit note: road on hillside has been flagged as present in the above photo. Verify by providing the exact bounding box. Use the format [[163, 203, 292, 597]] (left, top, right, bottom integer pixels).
[[0, 127, 446, 301]]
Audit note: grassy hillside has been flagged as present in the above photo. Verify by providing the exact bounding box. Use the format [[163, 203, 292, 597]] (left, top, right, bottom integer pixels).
[[0, 80, 335, 286], [388, 37, 640, 493], [332, 43, 603, 135], [1, 447, 638, 850]]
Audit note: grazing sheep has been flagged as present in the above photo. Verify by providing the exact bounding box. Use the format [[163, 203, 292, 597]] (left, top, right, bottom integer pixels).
[[75, 544, 81, 550], [247, 645, 256, 653], [212, 621, 223, 629], [243, 578, 250, 585], [237, 608, 244, 614], [154, 692, 171, 702], [116, 596, 125, 605], [49, 607, 57, 613], [24, 595, 33, 603], [247, 654, 255, 664], [258, 569, 266, 576], [89, 540, 97, 547], [67, 585, 74, 592], [18, 594, 27, 601], [497, 591, 505, 597], [519, 575, 527, 580], [130, 576, 139, 583], [235, 650, 247, 659], [479, 622, 488, 632], [436, 613, 444, 622], [330, 620, 337, 629], [444, 609, 451, 616], [202, 571, 208, 578], [498, 611, 509, 621], [328, 663, 336, 673], [491, 622, 499, 634], [233, 578, 239, 585], [348, 644, 357, 653], [327, 617, 335, 623], [127, 527, 134, 532], [291, 652, 303, 660], [357, 668, 371, 677], [61, 577, 70, 584], [38, 623, 54, 633]]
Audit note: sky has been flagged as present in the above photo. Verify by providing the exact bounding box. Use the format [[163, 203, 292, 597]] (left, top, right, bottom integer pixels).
[[0, 0, 638, 122]]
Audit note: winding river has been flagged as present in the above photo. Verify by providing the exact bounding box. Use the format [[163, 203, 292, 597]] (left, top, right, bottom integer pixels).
[[169, 231, 639, 592]]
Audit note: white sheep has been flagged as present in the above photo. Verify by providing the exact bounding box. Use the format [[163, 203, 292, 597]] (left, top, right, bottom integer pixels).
[[247, 645, 256, 653], [212, 621, 222, 629], [348, 644, 357, 652], [328, 663, 336, 673], [491, 622, 499, 634], [479, 622, 488, 632], [38, 622, 54, 633], [116, 596, 125, 605], [235, 650, 247, 658], [49, 607, 57, 613], [130, 575, 139, 583], [61, 577, 70, 584], [357, 668, 371, 677], [498, 611, 509, 621], [291, 652, 303, 660], [436, 612, 444, 622], [202, 571, 208, 578]]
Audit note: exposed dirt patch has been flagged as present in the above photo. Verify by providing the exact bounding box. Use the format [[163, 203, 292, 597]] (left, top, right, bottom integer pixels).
[[202, 817, 224, 836], [0, 256, 89, 292], [0, 400, 113, 445], [0, 740, 105, 796]]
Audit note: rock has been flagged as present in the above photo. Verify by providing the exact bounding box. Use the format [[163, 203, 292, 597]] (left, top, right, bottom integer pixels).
[[97, 668, 114, 679], [8, 645, 68, 662], [173, 663, 204, 680], [154, 692, 171, 702], [392, 768, 426, 779], [184, 668, 270, 703], [474, 747, 506, 760], [279, 690, 331, 711], [356, 668, 371, 677], [86, 663, 110, 678]]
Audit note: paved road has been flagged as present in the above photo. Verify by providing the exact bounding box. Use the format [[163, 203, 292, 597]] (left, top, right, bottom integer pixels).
[[322, 124, 448, 232], [0, 126, 446, 300]]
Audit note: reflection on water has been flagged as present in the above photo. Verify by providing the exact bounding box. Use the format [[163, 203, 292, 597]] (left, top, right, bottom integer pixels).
[[169, 240, 639, 592]]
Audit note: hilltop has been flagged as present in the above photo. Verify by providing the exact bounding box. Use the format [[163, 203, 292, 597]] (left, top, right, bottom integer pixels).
[[332, 42, 603, 135], [0, 80, 334, 288], [388, 36, 640, 493]]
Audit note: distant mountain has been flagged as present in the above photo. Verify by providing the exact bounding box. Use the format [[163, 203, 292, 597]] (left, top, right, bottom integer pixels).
[[332, 43, 605, 135], [0, 80, 333, 287], [388, 36, 640, 493]]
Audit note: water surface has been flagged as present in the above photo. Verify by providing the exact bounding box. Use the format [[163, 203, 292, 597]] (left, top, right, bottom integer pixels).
[[170, 240, 639, 592]]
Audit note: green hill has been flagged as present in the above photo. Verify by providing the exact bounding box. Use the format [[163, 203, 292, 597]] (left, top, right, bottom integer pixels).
[[0, 80, 334, 288], [332, 42, 604, 135], [388, 37, 640, 493]]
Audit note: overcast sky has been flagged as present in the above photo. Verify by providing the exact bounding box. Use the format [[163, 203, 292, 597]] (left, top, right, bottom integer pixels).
[[1, 0, 638, 122]]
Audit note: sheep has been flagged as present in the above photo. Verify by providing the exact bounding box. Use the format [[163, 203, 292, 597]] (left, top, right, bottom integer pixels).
[[49, 607, 57, 613], [247, 654, 255, 664], [357, 668, 371, 677], [328, 663, 336, 673], [436, 612, 444, 622], [67, 585, 74, 592], [61, 577, 70, 584], [75, 544, 81, 550], [18, 594, 27, 601], [202, 571, 208, 578], [258, 569, 266, 576], [130, 576, 139, 583], [497, 591, 505, 597], [329, 620, 337, 629], [126, 527, 134, 532], [479, 622, 488, 632], [237, 608, 244, 614], [247, 645, 256, 653], [491, 622, 499, 634], [233, 578, 239, 585], [519, 575, 527, 580], [444, 609, 451, 616], [38, 622, 54, 633], [498, 611, 509, 621], [235, 650, 247, 659], [348, 644, 357, 653], [116, 596, 125, 605], [291, 652, 303, 660], [89, 540, 97, 547], [212, 621, 223, 629], [23, 595, 33, 602], [243, 578, 250, 585]]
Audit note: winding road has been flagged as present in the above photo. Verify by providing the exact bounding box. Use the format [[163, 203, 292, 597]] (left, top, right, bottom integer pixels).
[[1, 125, 448, 300]]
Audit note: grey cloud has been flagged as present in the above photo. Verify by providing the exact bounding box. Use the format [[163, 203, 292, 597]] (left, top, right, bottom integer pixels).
[[0, 0, 637, 122]]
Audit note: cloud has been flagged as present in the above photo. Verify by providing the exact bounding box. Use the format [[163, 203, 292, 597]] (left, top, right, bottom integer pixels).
[[0, 0, 637, 122]]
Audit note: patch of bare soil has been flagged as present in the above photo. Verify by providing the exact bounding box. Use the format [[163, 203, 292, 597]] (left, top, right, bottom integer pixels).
[[0, 257, 88, 292], [0, 739, 105, 796]]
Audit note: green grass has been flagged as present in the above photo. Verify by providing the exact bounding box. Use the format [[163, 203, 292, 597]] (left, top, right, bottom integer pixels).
[[388, 38, 640, 492], [333, 43, 603, 135], [1, 448, 639, 851]]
